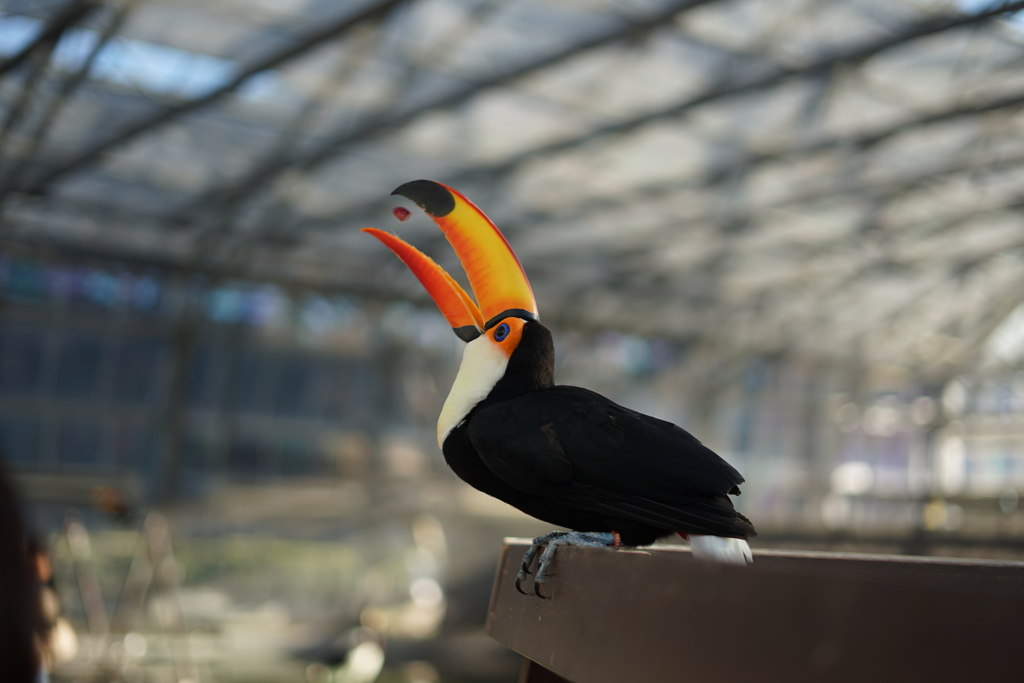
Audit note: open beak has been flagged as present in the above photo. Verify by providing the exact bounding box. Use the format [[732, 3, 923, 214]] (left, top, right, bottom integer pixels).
[[361, 227, 484, 341], [363, 180, 538, 341]]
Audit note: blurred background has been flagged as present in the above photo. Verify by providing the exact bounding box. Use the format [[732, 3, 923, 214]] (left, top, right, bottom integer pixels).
[[2, 0, 1024, 680]]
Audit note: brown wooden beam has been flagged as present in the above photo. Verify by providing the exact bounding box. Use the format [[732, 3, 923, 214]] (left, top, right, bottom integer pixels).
[[519, 658, 571, 683], [486, 539, 1024, 683]]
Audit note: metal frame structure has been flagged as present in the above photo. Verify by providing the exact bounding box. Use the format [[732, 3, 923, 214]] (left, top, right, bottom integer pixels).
[[1, 0, 1023, 376]]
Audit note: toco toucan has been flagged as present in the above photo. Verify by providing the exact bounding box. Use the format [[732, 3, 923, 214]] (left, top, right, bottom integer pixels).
[[364, 180, 755, 596]]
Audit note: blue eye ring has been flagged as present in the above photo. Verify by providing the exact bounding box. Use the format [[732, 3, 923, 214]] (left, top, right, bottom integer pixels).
[[494, 322, 510, 342]]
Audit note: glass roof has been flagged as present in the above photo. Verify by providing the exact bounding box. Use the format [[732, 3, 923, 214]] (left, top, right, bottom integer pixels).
[[2, 0, 1024, 378]]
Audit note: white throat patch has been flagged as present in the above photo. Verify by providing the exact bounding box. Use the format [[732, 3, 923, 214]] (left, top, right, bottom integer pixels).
[[437, 335, 509, 449]]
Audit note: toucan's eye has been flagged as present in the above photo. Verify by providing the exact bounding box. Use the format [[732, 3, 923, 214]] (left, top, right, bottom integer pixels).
[[494, 322, 510, 342]]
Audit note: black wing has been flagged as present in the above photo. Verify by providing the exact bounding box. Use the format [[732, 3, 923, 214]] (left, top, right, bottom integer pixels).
[[466, 385, 753, 537]]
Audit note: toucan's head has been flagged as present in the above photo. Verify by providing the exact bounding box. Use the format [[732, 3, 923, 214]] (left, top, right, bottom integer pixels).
[[363, 180, 553, 448]]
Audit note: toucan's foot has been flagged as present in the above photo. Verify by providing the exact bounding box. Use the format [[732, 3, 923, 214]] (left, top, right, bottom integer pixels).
[[516, 531, 568, 594], [517, 531, 617, 598]]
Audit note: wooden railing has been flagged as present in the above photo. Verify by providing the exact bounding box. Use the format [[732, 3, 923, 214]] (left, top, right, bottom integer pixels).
[[486, 539, 1024, 683]]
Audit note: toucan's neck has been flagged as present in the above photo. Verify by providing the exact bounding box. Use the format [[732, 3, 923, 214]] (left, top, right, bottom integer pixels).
[[485, 321, 555, 403], [436, 321, 554, 449]]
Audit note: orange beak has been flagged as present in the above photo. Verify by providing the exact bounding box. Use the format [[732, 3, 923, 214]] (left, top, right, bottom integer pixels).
[[363, 180, 539, 341], [361, 227, 484, 341]]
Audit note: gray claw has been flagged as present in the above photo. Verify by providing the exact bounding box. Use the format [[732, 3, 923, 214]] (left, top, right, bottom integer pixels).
[[524, 531, 617, 598], [515, 549, 537, 595], [515, 532, 561, 597], [514, 531, 615, 598]]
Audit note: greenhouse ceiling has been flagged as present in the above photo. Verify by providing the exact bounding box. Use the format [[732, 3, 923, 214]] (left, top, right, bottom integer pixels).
[[2, 0, 1024, 377]]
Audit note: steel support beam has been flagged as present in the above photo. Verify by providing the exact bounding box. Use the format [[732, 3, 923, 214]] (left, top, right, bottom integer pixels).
[[21, 0, 409, 191], [172, 0, 725, 217], [0, 1, 134, 201], [300, 2, 1024, 233], [0, 0, 98, 79]]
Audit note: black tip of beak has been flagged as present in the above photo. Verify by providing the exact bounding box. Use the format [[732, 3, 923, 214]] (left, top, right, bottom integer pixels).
[[453, 325, 481, 342], [392, 180, 455, 218]]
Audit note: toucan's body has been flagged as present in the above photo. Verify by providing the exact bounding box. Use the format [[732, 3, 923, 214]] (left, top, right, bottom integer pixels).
[[442, 323, 752, 547], [365, 180, 755, 594]]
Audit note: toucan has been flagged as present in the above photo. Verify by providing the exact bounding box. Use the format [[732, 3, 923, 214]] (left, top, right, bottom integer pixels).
[[364, 180, 755, 596]]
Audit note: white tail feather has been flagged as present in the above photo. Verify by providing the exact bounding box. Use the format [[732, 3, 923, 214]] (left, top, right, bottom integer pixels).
[[689, 535, 753, 565]]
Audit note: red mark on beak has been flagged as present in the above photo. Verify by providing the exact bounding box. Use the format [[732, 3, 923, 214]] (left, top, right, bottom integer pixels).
[[393, 206, 411, 221]]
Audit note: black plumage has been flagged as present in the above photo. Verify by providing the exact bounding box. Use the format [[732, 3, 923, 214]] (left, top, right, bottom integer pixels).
[[441, 321, 755, 547]]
